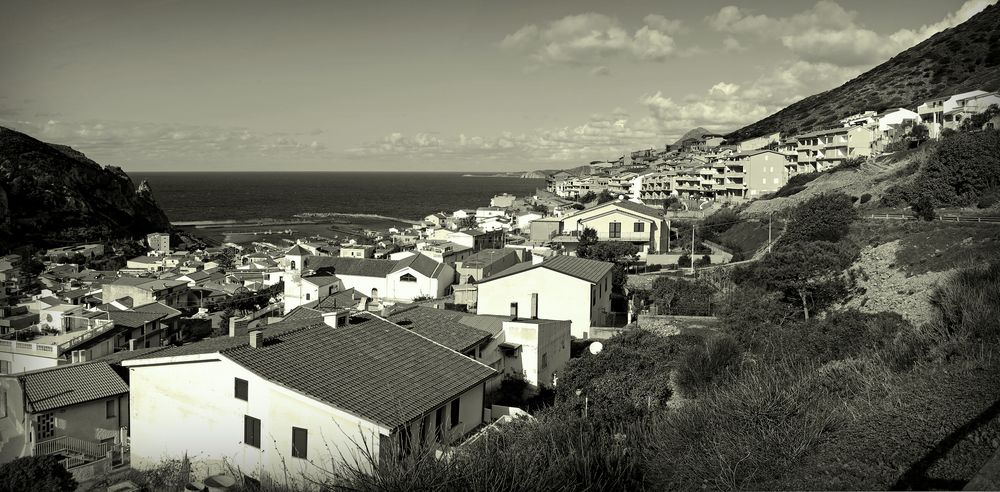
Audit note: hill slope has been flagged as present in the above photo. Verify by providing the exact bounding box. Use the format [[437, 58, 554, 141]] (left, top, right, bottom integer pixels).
[[0, 126, 171, 249], [727, 4, 1000, 142], [673, 127, 713, 145]]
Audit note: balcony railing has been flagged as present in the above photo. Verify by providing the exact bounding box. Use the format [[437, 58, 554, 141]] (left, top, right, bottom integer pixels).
[[56, 320, 116, 352], [34, 436, 117, 459], [557, 231, 651, 242]]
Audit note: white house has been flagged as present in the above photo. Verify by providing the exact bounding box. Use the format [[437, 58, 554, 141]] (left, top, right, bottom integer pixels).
[[123, 313, 496, 487], [476, 255, 614, 339], [283, 253, 454, 309], [516, 212, 543, 232], [554, 200, 667, 256]]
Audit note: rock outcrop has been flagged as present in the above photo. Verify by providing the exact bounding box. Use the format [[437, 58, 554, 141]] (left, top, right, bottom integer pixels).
[[0, 126, 172, 249]]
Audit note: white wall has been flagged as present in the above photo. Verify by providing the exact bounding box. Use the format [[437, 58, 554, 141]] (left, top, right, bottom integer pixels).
[[128, 356, 388, 485], [477, 268, 610, 338]]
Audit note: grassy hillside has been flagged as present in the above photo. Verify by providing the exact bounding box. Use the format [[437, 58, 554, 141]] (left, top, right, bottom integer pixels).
[[726, 4, 1000, 142]]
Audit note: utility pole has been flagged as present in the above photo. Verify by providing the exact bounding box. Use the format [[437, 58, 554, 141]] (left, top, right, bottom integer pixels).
[[767, 213, 773, 253], [666, 218, 671, 252], [690, 225, 696, 275]]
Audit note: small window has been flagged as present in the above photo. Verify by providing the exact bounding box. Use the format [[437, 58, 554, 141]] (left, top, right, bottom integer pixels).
[[633, 222, 644, 233], [450, 399, 460, 428], [235, 378, 248, 401], [435, 407, 445, 441], [541, 353, 548, 369], [292, 427, 308, 459], [0, 360, 9, 375], [244, 415, 261, 448], [400, 273, 417, 282], [305, 293, 311, 301], [106, 399, 116, 419]]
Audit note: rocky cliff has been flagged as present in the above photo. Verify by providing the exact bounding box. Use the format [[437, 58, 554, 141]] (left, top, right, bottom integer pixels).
[[0, 126, 172, 250]]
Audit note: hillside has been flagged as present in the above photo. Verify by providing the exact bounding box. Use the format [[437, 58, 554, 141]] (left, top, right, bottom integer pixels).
[[0, 126, 172, 250], [673, 127, 713, 146], [727, 3, 1000, 142]]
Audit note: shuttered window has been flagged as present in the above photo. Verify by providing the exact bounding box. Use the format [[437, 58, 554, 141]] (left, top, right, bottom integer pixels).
[[244, 415, 261, 448], [235, 378, 248, 401]]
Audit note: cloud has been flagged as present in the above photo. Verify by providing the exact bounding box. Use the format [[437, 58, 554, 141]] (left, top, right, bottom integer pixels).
[[348, 111, 663, 165], [590, 66, 611, 76], [500, 12, 683, 69], [722, 37, 745, 52], [708, 0, 995, 66], [1, 117, 330, 165]]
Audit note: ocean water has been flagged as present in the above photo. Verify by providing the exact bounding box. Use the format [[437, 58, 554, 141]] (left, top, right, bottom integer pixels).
[[131, 172, 544, 223]]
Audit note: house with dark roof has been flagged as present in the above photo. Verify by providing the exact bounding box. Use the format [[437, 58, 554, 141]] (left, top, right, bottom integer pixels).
[[455, 248, 521, 284], [553, 199, 667, 257], [122, 313, 496, 485], [476, 255, 614, 339], [284, 253, 454, 312], [0, 362, 129, 470]]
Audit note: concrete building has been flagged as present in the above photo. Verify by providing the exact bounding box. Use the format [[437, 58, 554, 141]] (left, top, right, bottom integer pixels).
[[146, 233, 171, 255], [102, 278, 190, 309], [476, 255, 614, 339], [794, 126, 874, 173], [340, 245, 375, 259], [123, 314, 496, 486], [552, 200, 667, 256], [455, 249, 521, 284], [0, 362, 129, 474], [716, 150, 790, 199]]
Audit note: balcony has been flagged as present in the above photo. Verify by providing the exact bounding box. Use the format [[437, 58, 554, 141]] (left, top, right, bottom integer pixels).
[[554, 231, 652, 242], [0, 319, 115, 359]]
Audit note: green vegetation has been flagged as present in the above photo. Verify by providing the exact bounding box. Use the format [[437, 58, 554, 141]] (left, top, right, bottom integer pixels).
[[0, 456, 77, 492], [577, 227, 640, 293], [773, 172, 822, 198]]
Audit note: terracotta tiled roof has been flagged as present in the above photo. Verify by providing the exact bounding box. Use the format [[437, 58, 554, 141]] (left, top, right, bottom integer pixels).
[[16, 362, 129, 413], [107, 310, 166, 328], [306, 257, 398, 278]]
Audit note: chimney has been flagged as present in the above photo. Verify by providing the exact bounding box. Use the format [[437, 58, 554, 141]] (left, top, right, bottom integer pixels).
[[128, 339, 136, 351], [530, 293, 538, 319], [510, 302, 518, 320], [323, 309, 349, 329], [249, 330, 263, 348]]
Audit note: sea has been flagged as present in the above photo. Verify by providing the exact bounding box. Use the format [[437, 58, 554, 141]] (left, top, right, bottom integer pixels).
[[131, 172, 544, 244]]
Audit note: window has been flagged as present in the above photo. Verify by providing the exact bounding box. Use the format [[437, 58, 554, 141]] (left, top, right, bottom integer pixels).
[[305, 293, 311, 301], [435, 407, 445, 441], [608, 222, 621, 239], [1, 390, 6, 418], [400, 273, 417, 282], [541, 353, 548, 369], [36, 413, 55, 440], [633, 222, 644, 233], [0, 360, 9, 375], [450, 399, 460, 428], [292, 427, 308, 459], [235, 378, 248, 401], [106, 399, 116, 419], [244, 415, 261, 448], [591, 287, 595, 306]]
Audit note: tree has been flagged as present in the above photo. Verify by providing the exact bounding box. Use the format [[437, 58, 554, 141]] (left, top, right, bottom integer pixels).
[[458, 216, 478, 229], [677, 253, 692, 268], [912, 129, 1000, 207], [0, 456, 77, 492], [576, 227, 599, 258], [596, 190, 616, 204], [739, 241, 857, 319], [650, 277, 714, 315], [909, 123, 929, 143], [662, 196, 680, 213], [530, 203, 548, 214], [783, 192, 858, 244], [577, 191, 597, 204], [578, 240, 640, 293], [216, 247, 237, 269], [910, 195, 936, 221]]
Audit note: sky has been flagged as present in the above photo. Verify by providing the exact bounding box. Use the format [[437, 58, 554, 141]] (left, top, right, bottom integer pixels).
[[0, 0, 994, 172]]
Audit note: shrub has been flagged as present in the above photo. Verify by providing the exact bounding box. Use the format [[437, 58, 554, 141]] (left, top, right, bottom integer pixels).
[[910, 195, 936, 221], [977, 188, 1000, 208], [0, 456, 77, 492], [774, 172, 822, 198], [783, 192, 858, 244], [913, 129, 1000, 206], [928, 261, 1000, 343], [880, 182, 914, 206], [677, 254, 691, 268], [673, 335, 742, 398], [859, 193, 873, 204]]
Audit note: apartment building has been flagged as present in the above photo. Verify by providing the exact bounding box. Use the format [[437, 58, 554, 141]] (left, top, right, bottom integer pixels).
[[917, 89, 990, 138], [794, 126, 873, 174]]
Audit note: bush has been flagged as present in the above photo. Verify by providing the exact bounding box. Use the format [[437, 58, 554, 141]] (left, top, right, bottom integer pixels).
[[913, 129, 1000, 206], [929, 261, 1000, 343], [880, 182, 914, 206], [977, 188, 1000, 208], [783, 192, 858, 244], [693, 254, 712, 267], [0, 456, 77, 492], [673, 335, 742, 398], [677, 253, 691, 268], [859, 193, 872, 204], [910, 195, 935, 221]]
